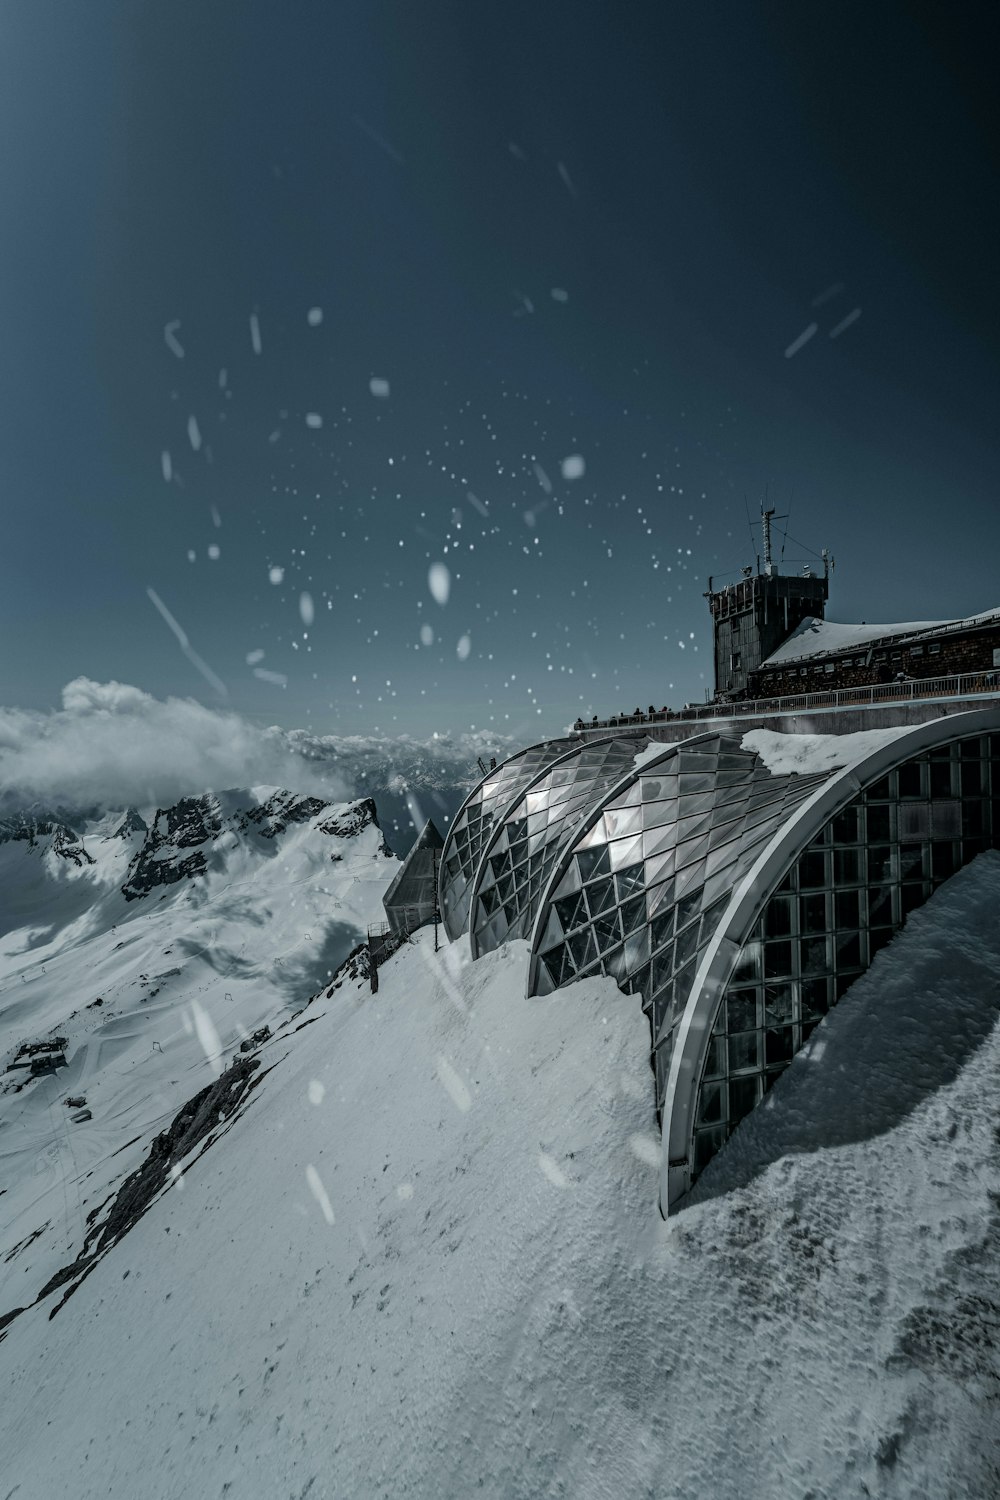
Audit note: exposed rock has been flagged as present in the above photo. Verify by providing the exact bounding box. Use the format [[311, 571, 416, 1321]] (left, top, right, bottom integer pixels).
[[0, 813, 93, 865], [121, 795, 222, 901], [239, 1025, 272, 1053], [109, 807, 148, 840], [0, 1054, 266, 1335], [236, 791, 329, 840], [318, 797, 393, 856]]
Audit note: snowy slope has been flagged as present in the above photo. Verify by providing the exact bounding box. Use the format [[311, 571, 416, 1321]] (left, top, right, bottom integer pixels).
[[0, 788, 395, 1323], [2, 852, 999, 1498]]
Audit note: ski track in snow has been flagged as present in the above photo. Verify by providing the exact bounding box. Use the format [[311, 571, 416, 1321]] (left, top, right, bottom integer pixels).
[[0, 836, 999, 1498]]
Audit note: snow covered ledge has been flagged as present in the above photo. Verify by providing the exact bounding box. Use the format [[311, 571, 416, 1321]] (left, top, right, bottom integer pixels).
[[661, 706, 1000, 1216]]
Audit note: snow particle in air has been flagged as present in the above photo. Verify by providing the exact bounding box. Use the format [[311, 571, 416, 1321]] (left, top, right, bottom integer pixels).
[[249, 312, 262, 355], [396, 1183, 414, 1201], [556, 161, 578, 198], [246, 649, 265, 665], [420, 623, 434, 647], [428, 562, 451, 606], [533, 462, 553, 494], [561, 454, 586, 480], [187, 550, 196, 563], [305, 1164, 335, 1225], [457, 634, 471, 661], [627, 1133, 661, 1167], [550, 287, 569, 303], [435, 1055, 472, 1113], [308, 1079, 325, 1106], [187, 415, 202, 452], [190, 998, 223, 1076], [307, 306, 324, 327], [253, 667, 288, 686], [269, 565, 285, 585], [207, 544, 221, 561], [829, 307, 862, 339], [305, 412, 323, 429], [538, 1152, 571, 1188], [299, 591, 315, 626], [784, 322, 818, 358], [369, 376, 391, 399], [161, 450, 172, 482], [164, 320, 184, 358]]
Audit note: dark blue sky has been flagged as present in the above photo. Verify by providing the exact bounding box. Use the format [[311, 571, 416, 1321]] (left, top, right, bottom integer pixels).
[[2, 1, 998, 742]]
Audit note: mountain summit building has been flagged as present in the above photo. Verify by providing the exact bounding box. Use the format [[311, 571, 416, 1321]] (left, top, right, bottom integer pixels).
[[421, 514, 1000, 1215]]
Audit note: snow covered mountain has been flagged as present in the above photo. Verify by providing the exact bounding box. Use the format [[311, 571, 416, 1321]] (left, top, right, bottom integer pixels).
[[0, 786, 395, 1335], [1, 787, 998, 1496]]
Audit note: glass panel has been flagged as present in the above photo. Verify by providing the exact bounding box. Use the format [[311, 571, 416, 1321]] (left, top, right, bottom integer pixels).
[[698, 1081, 724, 1124], [650, 908, 675, 953], [728, 1032, 759, 1072], [763, 895, 793, 939], [592, 910, 623, 951], [765, 1026, 795, 1065], [897, 762, 922, 798], [577, 845, 611, 883], [586, 877, 617, 916], [615, 863, 646, 902], [834, 890, 860, 930], [834, 848, 861, 884], [799, 893, 827, 934], [621, 896, 646, 936], [867, 844, 893, 883], [703, 1034, 727, 1079], [801, 977, 830, 1019], [831, 807, 861, 844], [798, 850, 828, 889], [835, 932, 862, 969], [866, 804, 891, 842], [764, 983, 795, 1023], [929, 759, 954, 798], [800, 935, 829, 977], [726, 988, 759, 1033], [763, 941, 793, 978], [729, 1074, 761, 1126]]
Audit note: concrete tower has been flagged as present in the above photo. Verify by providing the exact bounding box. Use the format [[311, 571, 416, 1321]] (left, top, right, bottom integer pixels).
[[705, 508, 829, 698]]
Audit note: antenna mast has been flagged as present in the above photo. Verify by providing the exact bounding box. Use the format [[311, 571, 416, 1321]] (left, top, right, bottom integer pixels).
[[761, 505, 776, 575]]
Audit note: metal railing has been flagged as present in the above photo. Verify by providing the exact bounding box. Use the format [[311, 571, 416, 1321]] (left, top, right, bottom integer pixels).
[[577, 669, 1000, 734]]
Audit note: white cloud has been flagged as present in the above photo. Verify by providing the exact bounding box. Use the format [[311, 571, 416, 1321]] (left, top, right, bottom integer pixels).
[[0, 678, 352, 811]]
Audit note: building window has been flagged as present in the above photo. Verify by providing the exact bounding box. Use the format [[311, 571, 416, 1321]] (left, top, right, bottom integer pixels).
[[731, 653, 741, 670], [910, 645, 924, 657], [929, 643, 941, 655], [824, 663, 835, 674]]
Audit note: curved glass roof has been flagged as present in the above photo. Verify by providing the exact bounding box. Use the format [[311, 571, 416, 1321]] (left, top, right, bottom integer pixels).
[[470, 736, 651, 957], [527, 733, 832, 1019], [438, 739, 571, 941], [446, 709, 1000, 1218]]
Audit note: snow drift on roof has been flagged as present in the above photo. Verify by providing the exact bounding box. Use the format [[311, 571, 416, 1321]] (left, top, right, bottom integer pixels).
[[741, 725, 912, 776], [761, 616, 949, 668], [762, 603, 1000, 670]]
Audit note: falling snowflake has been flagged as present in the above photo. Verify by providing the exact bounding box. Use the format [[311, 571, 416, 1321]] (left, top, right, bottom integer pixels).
[[428, 562, 451, 606]]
